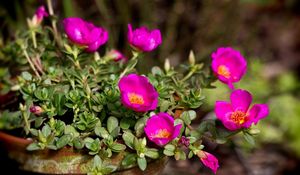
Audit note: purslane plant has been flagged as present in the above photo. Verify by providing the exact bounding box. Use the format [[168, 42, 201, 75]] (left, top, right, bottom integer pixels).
[[0, 5, 269, 174]]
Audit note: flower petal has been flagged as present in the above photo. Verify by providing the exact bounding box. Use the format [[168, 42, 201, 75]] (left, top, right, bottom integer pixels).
[[230, 89, 252, 112], [246, 104, 269, 126], [215, 101, 233, 122]]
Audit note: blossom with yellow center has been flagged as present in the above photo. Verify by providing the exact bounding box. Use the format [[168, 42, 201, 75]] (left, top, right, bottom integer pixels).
[[128, 93, 144, 105], [217, 65, 231, 79]]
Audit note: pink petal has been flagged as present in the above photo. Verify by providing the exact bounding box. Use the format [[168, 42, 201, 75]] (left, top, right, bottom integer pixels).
[[171, 123, 182, 140], [230, 89, 252, 112], [215, 101, 233, 122], [247, 104, 269, 125]]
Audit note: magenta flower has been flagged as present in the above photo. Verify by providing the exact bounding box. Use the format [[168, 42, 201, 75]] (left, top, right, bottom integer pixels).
[[211, 47, 247, 89], [118, 74, 158, 112], [144, 113, 182, 146], [63, 17, 108, 52], [127, 24, 162, 52], [197, 151, 219, 174], [35, 6, 48, 23], [215, 89, 269, 131], [108, 50, 127, 62]]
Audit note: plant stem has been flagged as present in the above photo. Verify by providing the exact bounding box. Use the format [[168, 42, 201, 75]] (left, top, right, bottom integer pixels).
[[119, 51, 139, 78], [23, 48, 41, 79], [47, 0, 61, 47], [75, 60, 82, 69], [181, 71, 194, 82], [20, 104, 31, 135], [31, 31, 37, 48]]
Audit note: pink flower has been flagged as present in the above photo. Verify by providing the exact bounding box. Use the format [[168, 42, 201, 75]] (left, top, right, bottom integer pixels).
[[211, 47, 247, 89], [197, 151, 219, 174], [30, 105, 43, 115], [215, 89, 269, 131], [127, 24, 162, 52], [144, 113, 182, 146], [35, 6, 48, 23], [118, 74, 158, 112], [63, 17, 108, 52], [108, 50, 127, 62]]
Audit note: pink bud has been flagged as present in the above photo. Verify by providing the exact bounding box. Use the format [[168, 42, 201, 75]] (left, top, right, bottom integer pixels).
[[108, 50, 127, 62], [197, 151, 219, 174], [35, 6, 49, 23], [30, 106, 43, 115], [179, 136, 190, 147]]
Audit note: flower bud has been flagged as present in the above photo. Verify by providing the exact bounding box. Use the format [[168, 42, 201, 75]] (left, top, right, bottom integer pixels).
[[30, 105, 43, 115], [197, 151, 219, 174]]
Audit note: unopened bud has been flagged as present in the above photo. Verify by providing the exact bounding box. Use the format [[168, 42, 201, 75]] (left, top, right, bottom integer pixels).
[[189, 50, 195, 65], [164, 58, 170, 72], [30, 106, 43, 115]]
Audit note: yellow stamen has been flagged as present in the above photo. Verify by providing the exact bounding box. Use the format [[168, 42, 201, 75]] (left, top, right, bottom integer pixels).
[[217, 65, 231, 78], [128, 93, 144, 105], [230, 111, 248, 125], [152, 129, 171, 139]]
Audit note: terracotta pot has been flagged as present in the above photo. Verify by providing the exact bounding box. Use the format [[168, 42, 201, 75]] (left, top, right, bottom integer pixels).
[[0, 131, 168, 174]]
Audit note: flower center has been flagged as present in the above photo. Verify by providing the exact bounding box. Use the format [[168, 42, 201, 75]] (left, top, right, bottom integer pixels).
[[128, 93, 144, 105], [230, 111, 248, 125], [217, 65, 230, 78], [153, 129, 171, 139]]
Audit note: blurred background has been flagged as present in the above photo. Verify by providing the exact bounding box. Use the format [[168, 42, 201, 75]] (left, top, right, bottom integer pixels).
[[1, 0, 300, 174]]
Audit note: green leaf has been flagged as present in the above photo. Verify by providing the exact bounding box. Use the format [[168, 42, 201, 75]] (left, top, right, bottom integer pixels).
[[145, 148, 159, 159], [174, 149, 186, 160], [188, 151, 194, 159], [65, 125, 79, 137], [95, 127, 109, 139], [134, 117, 147, 137], [21, 71, 32, 81], [73, 137, 84, 149], [122, 132, 135, 149], [243, 132, 255, 146], [120, 118, 135, 130], [56, 134, 72, 149], [107, 116, 119, 134], [122, 153, 137, 168], [93, 155, 102, 169], [160, 100, 170, 112], [42, 124, 51, 138], [137, 157, 147, 171], [101, 165, 117, 174], [34, 117, 45, 128], [163, 149, 174, 156], [110, 143, 126, 152], [164, 144, 176, 151], [26, 142, 41, 151]]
